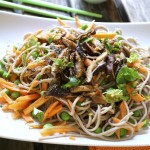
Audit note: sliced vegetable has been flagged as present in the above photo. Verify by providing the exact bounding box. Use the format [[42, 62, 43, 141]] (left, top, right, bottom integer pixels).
[[11, 91, 20, 99], [22, 53, 27, 66], [3, 88, 10, 95], [32, 51, 39, 59], [105, 88, 124, 103], [14, 79, 21, 85], [120, 128, 127, 137], [62, 77, 81, 89], [133, 110, 141, 117], [32, 108, 44, 123], [60, 112, 70, 121], [116, 66, 141, 84], [92, 33, 116, 39], [43, 123, 53, 129], [94, 127, 102, 134], [2, 72, 11, 79], [81, 24, 88, 30]]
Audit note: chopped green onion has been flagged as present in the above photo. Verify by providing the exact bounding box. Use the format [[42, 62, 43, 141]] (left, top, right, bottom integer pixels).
[[29, 38, 37, 47], [81, 24, 88, 30], [77, 101, 82, 107], [82, 37, 93, 43], [47, 36, 55, 44], [32, 51, 39, 59], [11, 91, 20, 99], [22, 53, 27, 66], [127, 52, 139, 63], [2, 72, 10, 79], [18, 0, 102, 18], [94, 127, 102, 134], [3, 88, 10, 95], [143, 119, 149, 127], [32, 108, 44, 123], [120, 128, 127, 137], [0, 60, 5, 68], [14, 79, 21, 85], [60, 112, 70, 121], [43, 123, 53, 129], [0, 69, 4, 76], [37, 75, 42, 80]]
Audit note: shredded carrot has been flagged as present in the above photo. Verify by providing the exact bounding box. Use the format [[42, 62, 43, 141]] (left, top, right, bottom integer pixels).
[[47, 104, 62, 118], [16, 94, 40, 102], [40, 125, 78, 137], [22, 113, 34, 122], [23, 97, 50, 115], [16, 58, 22, 66], [2, 103, 10, 111], [134, 120, 147, 132], [28, 80, 39, 93], [126, 84, 145, 102], [92, 32, 116, 39], [10, 73, 18, 82], [41, 82, 48, 91], [0, 78, 28, 95], [74, 16, 82, 28], [54, 121, 66, 126], [127, 60, 147, 75], [119, 101, 127, 118], [69, 136, 75, 140], [57, 17, 70, 27], [9, 100, 31, 111], [27, 60, 47, 69], [0, 96, 6, 103], [12, 111, 21, 119], [84, 58, 92, 67], [1, 91, 14, 104], [43, 101, 59, 121], [112, 117, 121, 139]]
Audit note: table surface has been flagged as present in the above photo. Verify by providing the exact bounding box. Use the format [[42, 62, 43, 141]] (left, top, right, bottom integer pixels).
[[0, 0, 150, 149]]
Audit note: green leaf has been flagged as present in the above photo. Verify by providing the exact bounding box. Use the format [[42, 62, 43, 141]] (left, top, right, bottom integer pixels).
[[66, 62, 74, 68], [105, 88, 124, 103], [62, 77, 81, 89], [22, 53, 27, 66], [127, 52, 139, 63], [32, 108, 44, 123], [116, 66, 141, 84]]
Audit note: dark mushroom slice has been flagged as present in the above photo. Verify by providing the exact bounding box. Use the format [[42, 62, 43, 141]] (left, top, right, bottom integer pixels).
[[75, 51, 85, 79], [62, 37, 76, 49], [46, 84, 69, 98], [105, 54, 115, 81], [76, 42, 86, 59], [92, 61, 106, 76]]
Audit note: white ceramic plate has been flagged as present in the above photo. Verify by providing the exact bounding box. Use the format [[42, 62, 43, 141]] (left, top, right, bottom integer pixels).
[[0, 11, 150, 147]]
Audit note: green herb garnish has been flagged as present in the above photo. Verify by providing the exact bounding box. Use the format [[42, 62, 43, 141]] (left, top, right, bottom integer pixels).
[[29, 38, 37, 47], [116, 66, 140, 84], [127, 52, 139, 63], [22, 53, 27, 66]]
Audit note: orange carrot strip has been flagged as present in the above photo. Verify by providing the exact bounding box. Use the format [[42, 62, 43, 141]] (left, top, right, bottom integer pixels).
[[22, 113, 34, 123], [0, 96, 6, 103], [84, 58, 92, 67], [112, 117, 121, 139], [92, 32, 116, 39], [12, 111, 21, 119], [47, 104, 62, 118], [9, 100, 31, 111], [126, 84, 145, 102], [10, 73, 18, 82], [40, 125, 78, 137], [27, 80, 39, 93], [23, 97, 50, 115], [43, 101, 59, 121], [41, 82, 48, 91], [2, 103, 10, 111], [1, 91, 14, 104], [27, 60, 47, 69], [16, 58, 22, 66], [134, 120, 147, 132], [119, 101, 127, 119], [16, 94, 40, 102], [0, 78, 28, 95]]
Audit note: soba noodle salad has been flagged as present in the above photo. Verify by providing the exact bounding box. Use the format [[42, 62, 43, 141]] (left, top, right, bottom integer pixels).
[[0, 18, 150, 141]]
